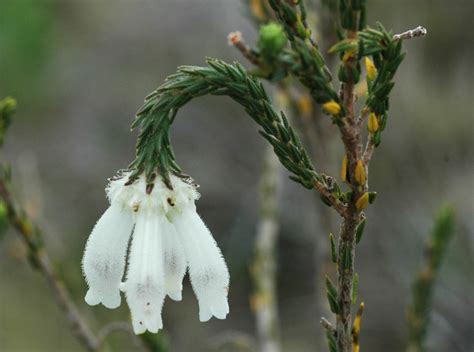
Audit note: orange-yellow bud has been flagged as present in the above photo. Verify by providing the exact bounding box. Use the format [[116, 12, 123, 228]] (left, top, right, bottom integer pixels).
[[356, 192, 369, 211], [249, 0, 266, 21], [355, 160, 366, 185], [323, 100, 341, 116], [364, 57, 377, 81], [341, 155, 348, 182], [368, 112, 379, 133], [352, 302, 365, 352]]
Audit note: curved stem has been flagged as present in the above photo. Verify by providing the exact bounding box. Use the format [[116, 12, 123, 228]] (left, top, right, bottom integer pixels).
[[131, 59, 348, 217]]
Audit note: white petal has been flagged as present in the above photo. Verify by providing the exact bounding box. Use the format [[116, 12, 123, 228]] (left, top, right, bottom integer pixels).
[[173, 206, 230, 321], [162, 219, 187, 301], [122, 213, 166, 334], [82, 204, 133, 309]]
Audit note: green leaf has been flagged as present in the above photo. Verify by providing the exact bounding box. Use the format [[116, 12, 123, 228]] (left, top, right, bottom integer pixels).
[[329, 233, 337, 263], [328, 39, 358, 54], [355, 219, 366, 244]]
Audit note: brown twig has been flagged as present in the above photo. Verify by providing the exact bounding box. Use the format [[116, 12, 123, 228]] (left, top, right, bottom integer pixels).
[[228, 31, 261, 66], [393, 26, 427, 40], [334, 15, 365, 352], [320, 317, 335, 334]]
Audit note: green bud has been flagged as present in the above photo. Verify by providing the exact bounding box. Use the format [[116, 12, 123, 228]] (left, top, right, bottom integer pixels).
[[258, 23, 288, 62]]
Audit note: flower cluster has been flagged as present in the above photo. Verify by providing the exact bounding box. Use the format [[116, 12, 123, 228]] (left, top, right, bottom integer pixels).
[[82, 172, 230, 334]]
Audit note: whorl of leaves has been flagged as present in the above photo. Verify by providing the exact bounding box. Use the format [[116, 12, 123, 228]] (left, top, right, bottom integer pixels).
[[130, 58, 321, 189]]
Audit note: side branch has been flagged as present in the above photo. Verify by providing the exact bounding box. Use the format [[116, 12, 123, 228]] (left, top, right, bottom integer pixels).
[[0, 173, 100, 352]]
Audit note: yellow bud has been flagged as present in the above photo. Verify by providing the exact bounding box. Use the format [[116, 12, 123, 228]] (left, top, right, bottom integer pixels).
[[323, 100, 341, 116], [355, 160, 366, 185], [368, 112, 379, 133], [341, 155, 348, 182], [249, 0, 266, 21], [352, 302, 365, 352], [356, 192, 369, 211], [364, 57, 377, 81]]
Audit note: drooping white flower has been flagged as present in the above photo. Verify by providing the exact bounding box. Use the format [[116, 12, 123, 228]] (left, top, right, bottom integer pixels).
[[82, 171, 230, 334]]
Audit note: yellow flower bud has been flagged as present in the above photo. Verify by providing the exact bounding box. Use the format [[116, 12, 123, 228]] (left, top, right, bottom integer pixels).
[[364, 57, 377, 81], [341, 155, 348, 182], [356, 192, 369, 211], [249, 0, 266, 21], [323, 100, 341, 116], [352, 302, 365, 352], [368, 112, 379, 133], [355, 160, 366, 185]]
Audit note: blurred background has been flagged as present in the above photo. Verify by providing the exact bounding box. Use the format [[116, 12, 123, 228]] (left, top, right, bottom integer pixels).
[[0, 0, 472, 351]]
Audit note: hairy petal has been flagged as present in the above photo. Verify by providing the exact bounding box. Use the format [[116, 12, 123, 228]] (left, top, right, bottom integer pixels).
[[174, 205, 230, 322], [82, 204, 133, 309], [122, 213, 166, 334], [162, 219, 187, 301]]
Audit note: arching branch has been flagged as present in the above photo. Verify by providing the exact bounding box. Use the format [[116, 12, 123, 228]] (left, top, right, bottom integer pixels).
[[129, 58, 348, 217]]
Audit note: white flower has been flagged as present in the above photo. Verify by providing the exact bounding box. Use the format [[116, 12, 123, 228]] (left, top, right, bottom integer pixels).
[[82, 171, 230, 334]]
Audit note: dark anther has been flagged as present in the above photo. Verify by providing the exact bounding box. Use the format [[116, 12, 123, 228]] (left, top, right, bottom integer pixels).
[[146, 183, 155, 194], [167, 198, 175, 206]]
